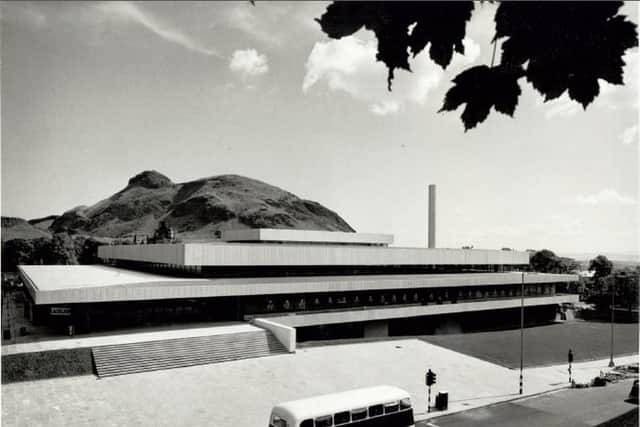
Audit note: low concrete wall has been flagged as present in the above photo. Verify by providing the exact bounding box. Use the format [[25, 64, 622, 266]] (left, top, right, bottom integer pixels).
[[252, 318, 296, 353]]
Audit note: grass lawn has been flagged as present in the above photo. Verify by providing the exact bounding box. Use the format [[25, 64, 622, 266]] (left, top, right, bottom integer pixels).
[[420, 320, 639, 369]]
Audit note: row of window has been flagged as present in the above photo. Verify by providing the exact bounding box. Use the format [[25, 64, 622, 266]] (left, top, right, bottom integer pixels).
[[258, 285, 557, 314], [293, 399, 411, 427]]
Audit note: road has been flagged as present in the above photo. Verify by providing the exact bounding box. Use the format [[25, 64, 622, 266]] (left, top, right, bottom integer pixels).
[[418, 380, 638, 427]]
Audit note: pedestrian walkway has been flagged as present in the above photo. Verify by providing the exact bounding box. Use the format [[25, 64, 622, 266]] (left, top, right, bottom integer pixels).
[[422, 379, 638, 427], [2, 337, 637, 426], [1, 322, 260, 355], [526, 354, 639, 387]]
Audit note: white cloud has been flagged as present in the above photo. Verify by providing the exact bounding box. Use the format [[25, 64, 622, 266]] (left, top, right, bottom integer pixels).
[[621, 124, 638, 145], [96, 1, 219, 57], [370, 101, 402, 116], [576, 189, 637, 206], [229, 49, 269, 76], [302, 33, 480, 115]]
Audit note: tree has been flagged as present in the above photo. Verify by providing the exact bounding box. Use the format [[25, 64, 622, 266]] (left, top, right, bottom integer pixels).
[[530, 249, 561, 273], [589, 255, 613, 280], [558, 257, 581, 274], [316, 1, 638, 130], [587, 254, 613, 302], [615, 268, 639, 310], [43, 233, 78, 265], [149, 220, 175, 244]]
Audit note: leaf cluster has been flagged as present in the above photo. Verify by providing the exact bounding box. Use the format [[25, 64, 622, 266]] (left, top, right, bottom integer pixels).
[[316, 1, 638, 130], [316, 1, 474, 90]]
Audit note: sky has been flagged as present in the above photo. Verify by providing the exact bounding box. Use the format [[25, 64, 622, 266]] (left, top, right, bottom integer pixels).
[[1, 1, 639, 259]]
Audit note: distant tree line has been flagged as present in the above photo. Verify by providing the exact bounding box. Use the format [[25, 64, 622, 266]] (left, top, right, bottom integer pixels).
[[586, 255, 638, 312], [1, 233, 105, 272], [529, 249, 639, 311], [1, 221, 179, 273], [529, 249, 581, 274]]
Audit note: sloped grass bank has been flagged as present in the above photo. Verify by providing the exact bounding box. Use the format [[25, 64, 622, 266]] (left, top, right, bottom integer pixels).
[[2, 348, 94, 383]]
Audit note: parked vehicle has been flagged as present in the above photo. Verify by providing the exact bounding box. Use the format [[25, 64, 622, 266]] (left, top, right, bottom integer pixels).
[[269, 385, 415, 427]]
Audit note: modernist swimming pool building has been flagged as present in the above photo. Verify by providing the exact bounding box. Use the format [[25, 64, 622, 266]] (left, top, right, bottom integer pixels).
[[18, 228, 579, 341]]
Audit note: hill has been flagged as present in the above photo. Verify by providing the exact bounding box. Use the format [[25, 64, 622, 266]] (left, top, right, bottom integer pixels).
[[28, 215, 59, 231], [3, 170, 354, 243], [1, 171, 354, 271], [47, 171, 354, 239], [1, 217, 51, 242]]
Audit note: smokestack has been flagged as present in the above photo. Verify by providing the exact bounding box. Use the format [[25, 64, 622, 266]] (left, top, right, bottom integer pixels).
[[428, 184, 436, 248]]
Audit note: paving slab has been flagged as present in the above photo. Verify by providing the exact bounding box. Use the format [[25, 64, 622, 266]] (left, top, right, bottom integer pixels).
[[4, 338, 635, 427]]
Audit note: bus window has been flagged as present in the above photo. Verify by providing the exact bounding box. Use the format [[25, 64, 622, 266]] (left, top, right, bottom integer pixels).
[[315, 415, 333, 427], [383, 401, 399, 414], [351, 408, 367, 421], [400, 398, 412, 410], [334, 411, 350, 425], [300, 420, 313, 427], [368, 404, 383, 417]]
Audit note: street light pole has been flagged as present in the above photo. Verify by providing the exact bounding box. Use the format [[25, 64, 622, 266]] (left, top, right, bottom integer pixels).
[[608, 278, 615, 367], [520, 271, 524, 395]]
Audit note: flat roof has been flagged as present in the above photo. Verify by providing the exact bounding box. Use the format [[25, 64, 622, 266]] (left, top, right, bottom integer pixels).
[[222, 229, 393, 245], [19, 265, 578, 305], [98, 243, 531, 266], [272, 385, 410, 420]]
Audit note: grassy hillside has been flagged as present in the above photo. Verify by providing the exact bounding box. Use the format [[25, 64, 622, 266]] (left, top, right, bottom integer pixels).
[[1, 217, 51, 242], [46, 171, 354, 240], [1, 171, 355, 271]]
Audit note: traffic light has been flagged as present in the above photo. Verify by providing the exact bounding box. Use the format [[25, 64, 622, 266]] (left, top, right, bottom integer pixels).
[[426, 369, 436, 387]]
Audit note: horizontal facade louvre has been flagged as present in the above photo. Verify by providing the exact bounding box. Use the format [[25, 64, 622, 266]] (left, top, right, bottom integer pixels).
[[264, 295, 581, 327], [27, 269, 577, 305], [98, 243, 530, 266]]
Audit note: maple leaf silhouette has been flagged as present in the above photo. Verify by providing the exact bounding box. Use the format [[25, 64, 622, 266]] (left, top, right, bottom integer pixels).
[[440, 65, 525, 131]]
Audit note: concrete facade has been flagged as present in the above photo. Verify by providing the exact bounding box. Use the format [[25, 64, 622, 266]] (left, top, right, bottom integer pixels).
[[98, 243, 530, 267], [19, 266, 576, 305], [221, 229, 393, 246], [251, 295, 580, 327]]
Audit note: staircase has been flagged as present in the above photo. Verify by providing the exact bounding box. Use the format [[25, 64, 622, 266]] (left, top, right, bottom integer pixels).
[[92, 330, 288, 377]]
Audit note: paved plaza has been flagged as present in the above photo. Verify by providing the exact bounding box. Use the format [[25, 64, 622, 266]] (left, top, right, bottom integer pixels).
[[3, 337, 637, 427]]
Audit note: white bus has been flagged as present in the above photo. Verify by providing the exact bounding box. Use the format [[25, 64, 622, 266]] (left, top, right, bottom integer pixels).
[[269, 385, 415, 427]]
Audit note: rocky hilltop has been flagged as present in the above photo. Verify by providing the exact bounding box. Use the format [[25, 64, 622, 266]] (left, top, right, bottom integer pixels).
[[47, 170, 354, 239], [1, 171, 354, 270], [3, 170, 353, 241]]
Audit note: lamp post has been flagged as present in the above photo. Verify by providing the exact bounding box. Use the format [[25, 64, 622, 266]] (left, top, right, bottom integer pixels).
[[608, 278, 615, 368], [520, 271, 525, 395]]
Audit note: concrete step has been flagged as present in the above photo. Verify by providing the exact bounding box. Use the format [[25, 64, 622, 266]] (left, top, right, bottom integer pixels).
[[96, 349, 283, 376], [94, 343, 282, 370], [92, 330, 287, 377], [93, 331, 269, 352], [93, 336, 276, 357]]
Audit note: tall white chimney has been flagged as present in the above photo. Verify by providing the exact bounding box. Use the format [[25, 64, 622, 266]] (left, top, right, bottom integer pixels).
[[428, 184, 436, 248]]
